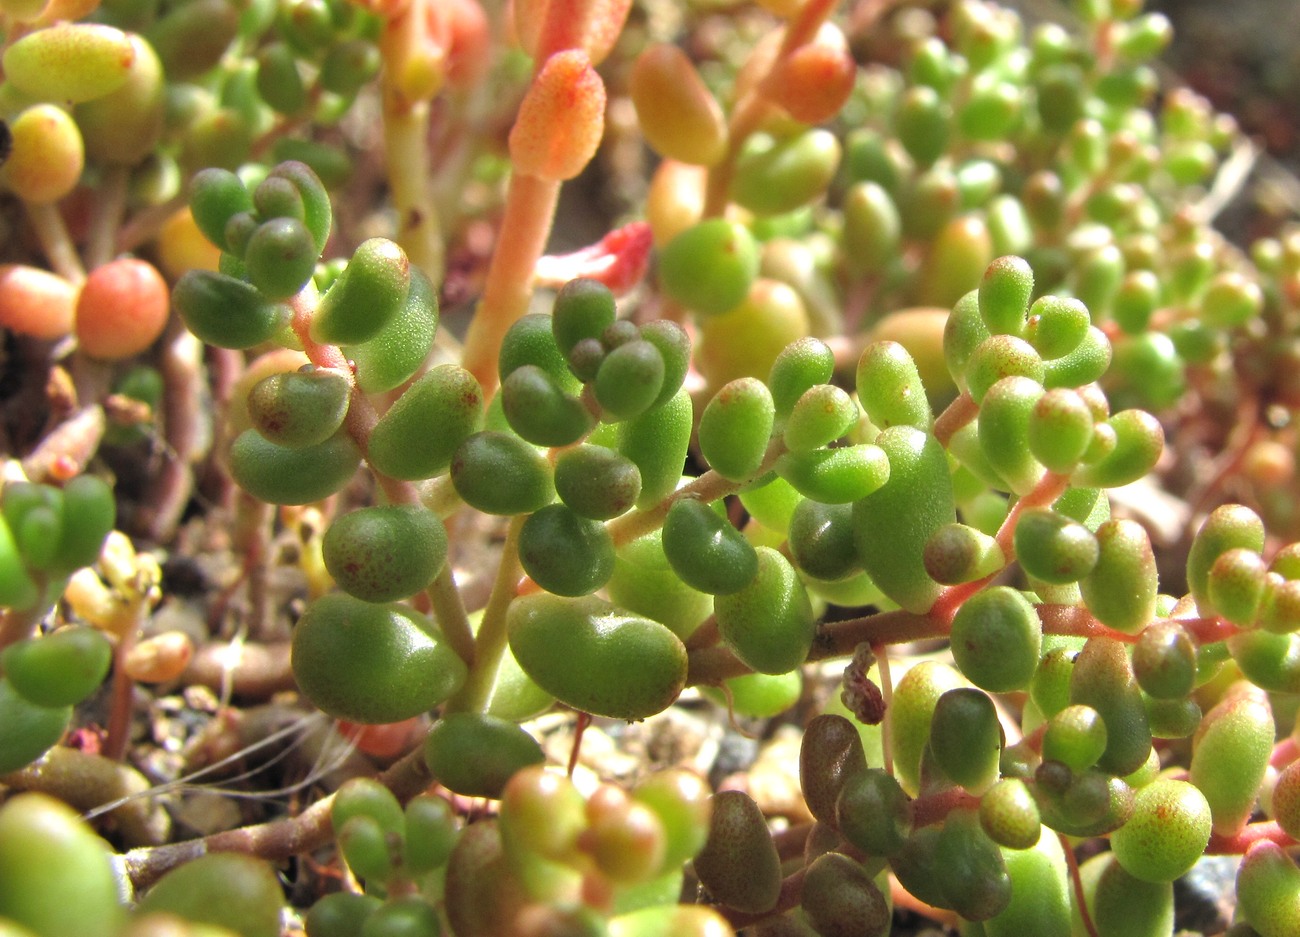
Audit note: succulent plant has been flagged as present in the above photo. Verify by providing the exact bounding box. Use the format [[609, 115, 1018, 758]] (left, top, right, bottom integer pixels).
[[7, 0, 1300, 935]]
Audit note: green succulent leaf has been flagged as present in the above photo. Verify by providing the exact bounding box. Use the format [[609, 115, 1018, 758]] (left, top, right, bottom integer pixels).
[[506, 593, 687, 720]]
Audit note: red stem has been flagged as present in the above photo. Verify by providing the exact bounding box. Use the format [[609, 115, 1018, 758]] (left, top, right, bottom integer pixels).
[[1061, 832, 1101, 937], [1272, 736, 1300, 769], [567, 711, 591, 778], [102, 631, 138, 762], [1207, 820, 1297, 855], [933, 390, 978, 448], [928, 472, 1071, 627], [909, 788, 981, 829]]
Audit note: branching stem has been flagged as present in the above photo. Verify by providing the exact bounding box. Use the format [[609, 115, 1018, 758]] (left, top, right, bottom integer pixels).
[[606, 438, 788, 549], [120, 743, 432, 891], [427, 565, 475, 668], [447, 514, 525, 714]]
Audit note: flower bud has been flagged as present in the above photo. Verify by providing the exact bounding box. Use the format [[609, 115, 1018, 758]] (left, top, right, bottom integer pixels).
[[509, 49, 605, 181]]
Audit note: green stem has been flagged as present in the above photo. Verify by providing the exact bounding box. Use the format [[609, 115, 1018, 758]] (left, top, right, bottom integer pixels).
[[383, 97, 444, 284], [447, 514, 525, 713], [26, 201, 84, 285], [426, 565, 475, 668], [117, 191, 188, 254], [605, 438, 788, 548], [85, 164, 130, 271]]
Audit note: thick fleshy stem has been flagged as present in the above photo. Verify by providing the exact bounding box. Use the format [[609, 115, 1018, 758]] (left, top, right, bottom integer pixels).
[[378, 0, 447, 286], [446, 514, 525, 714], [426, 564, 475, 667], [85, 165, 131, 271], [26, 202, 85, 285], [20, 403, 106, 484], [384, 96, 444, 285], [461, 3, 615, 394], [460, 171, 562, 394], [138, 324, 204, 543]]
